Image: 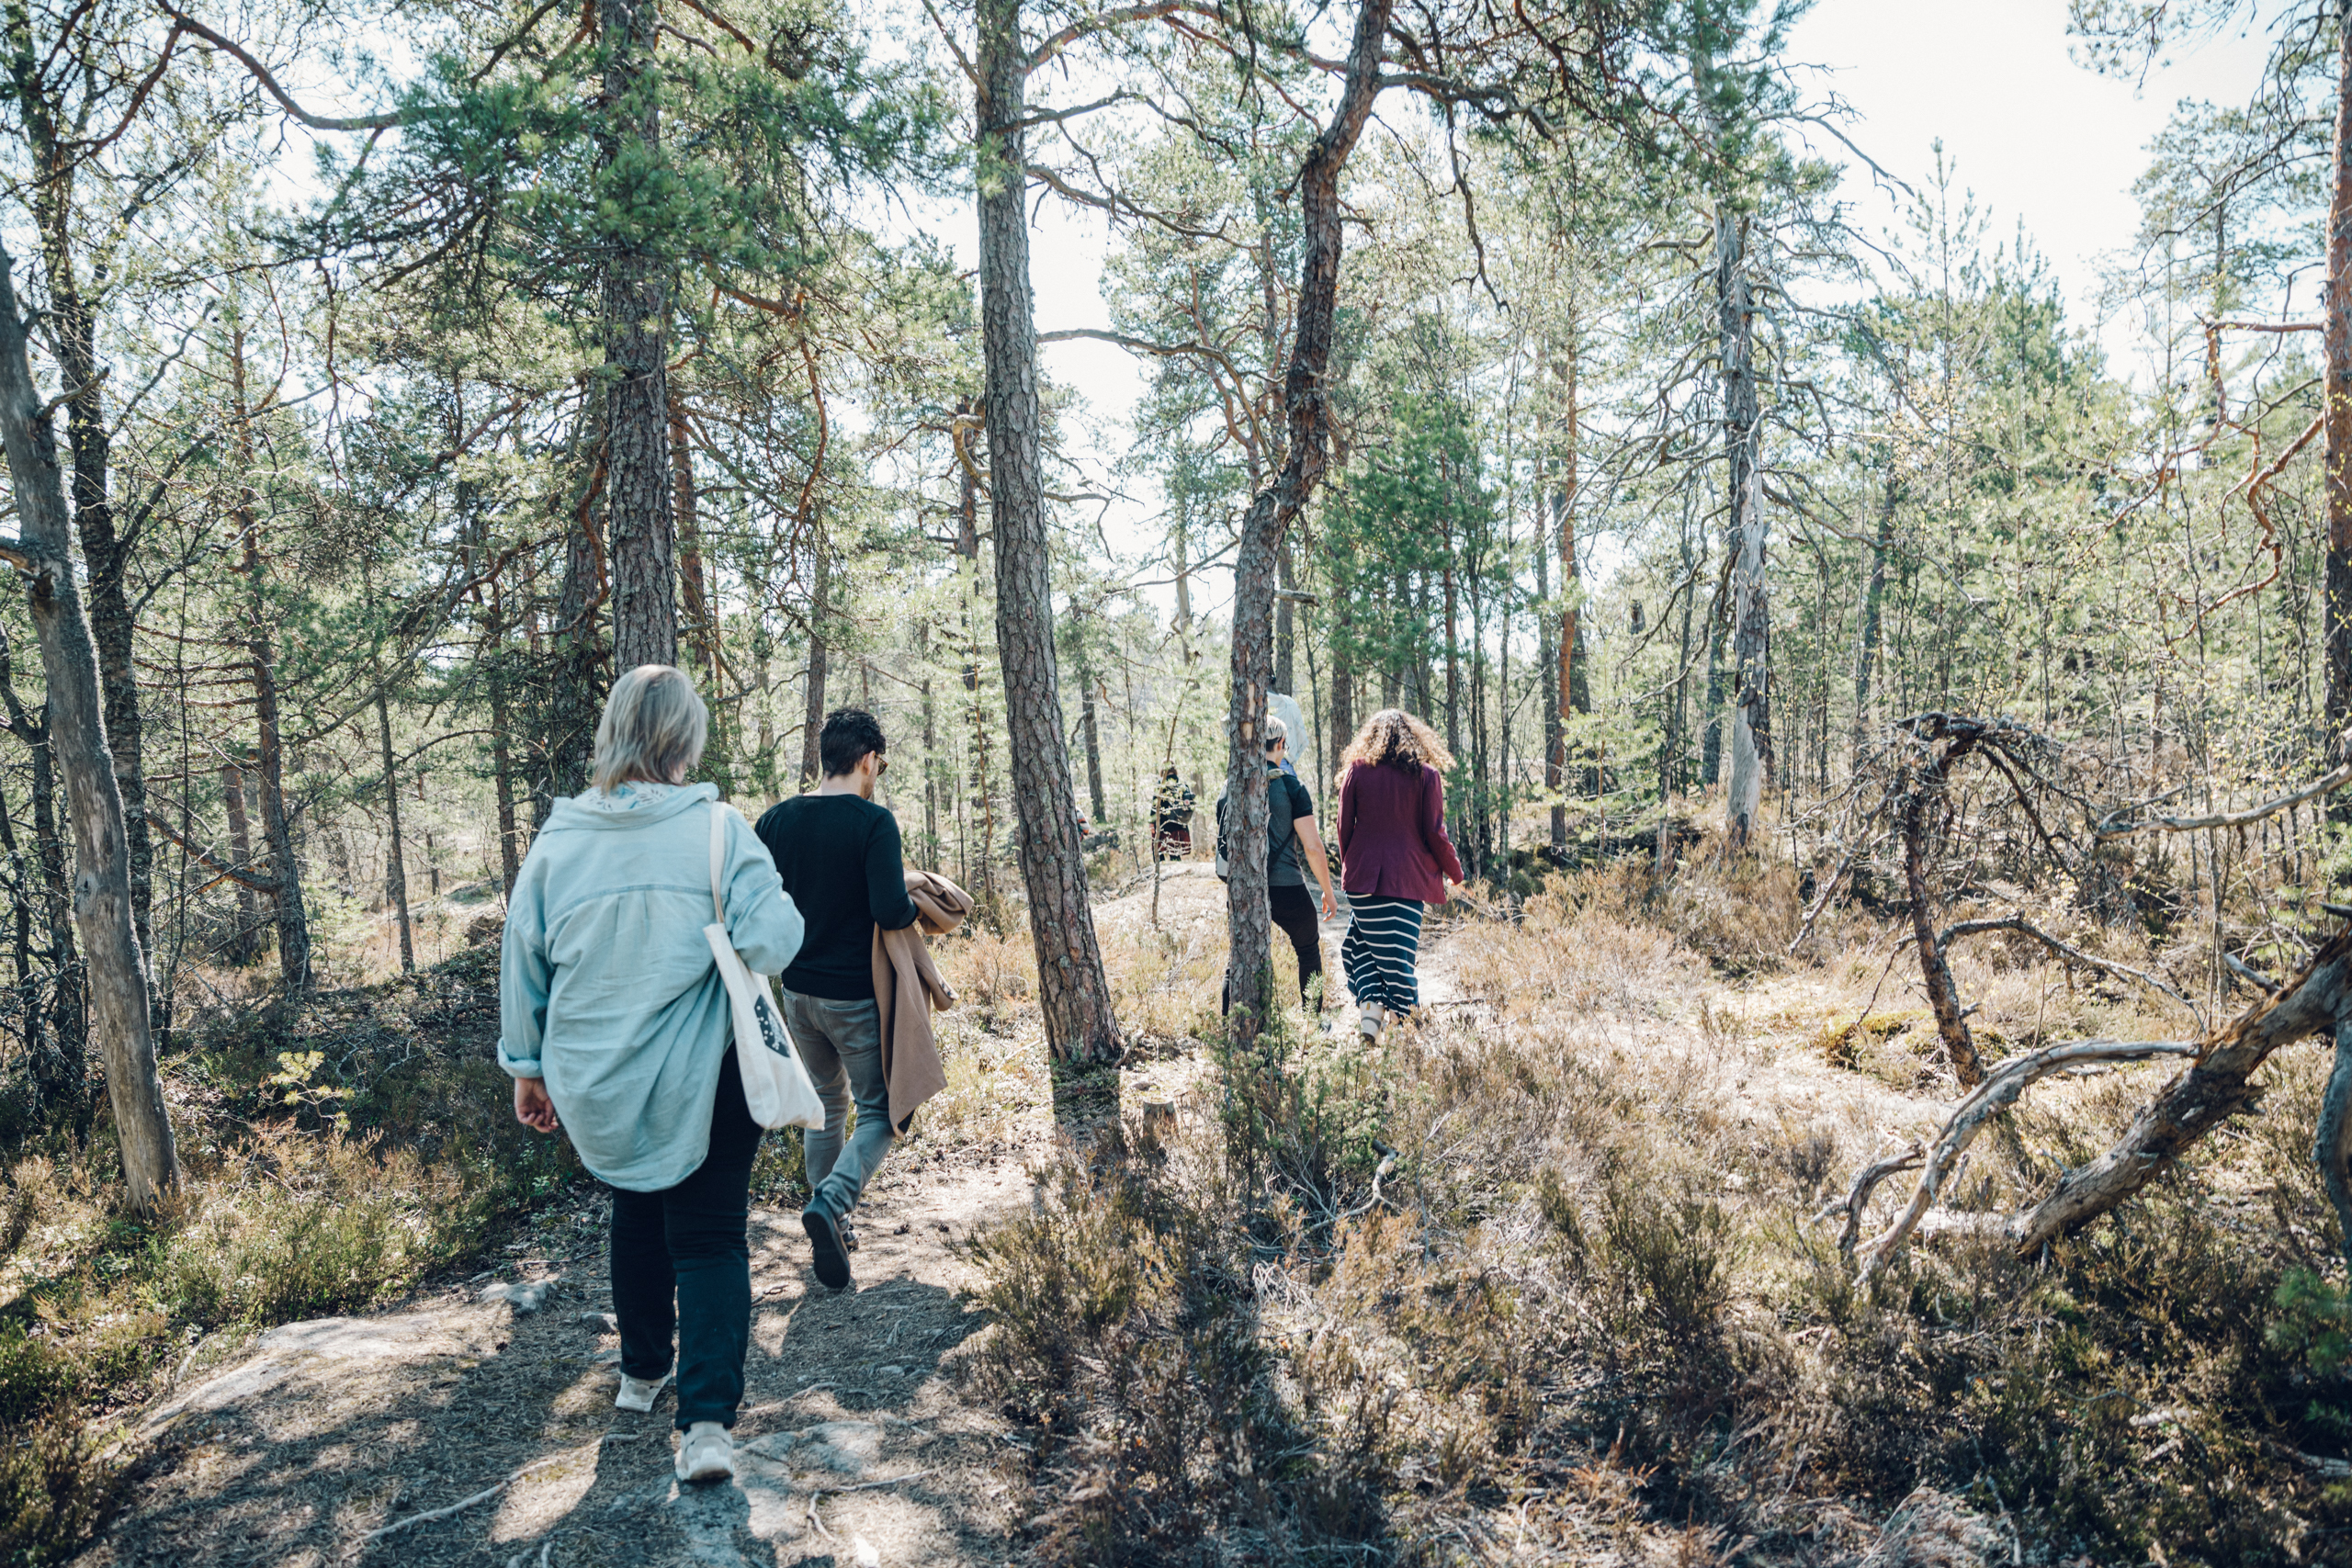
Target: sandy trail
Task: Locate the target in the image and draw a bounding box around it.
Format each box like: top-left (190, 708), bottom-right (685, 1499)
top-left (87, 1137), bottom-right (1048, 1568)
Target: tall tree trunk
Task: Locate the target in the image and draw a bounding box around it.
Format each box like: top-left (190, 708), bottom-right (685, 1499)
top-left (1074, 624), bottom-right (1108, 824)
top-left (2, 693), bottom-right (86, 1126)
top-left (1853, 470), bottom-right (1894, 768)
top-left (956, 436), bottom-right (995, 904)
top-left (1275, 544), bottom-right (1295, 695)
top-left (2328, 4), bottom-right (2352, 762)
top-left (1717, 200), bottom-right (1771, 846)
top-left (1702, 605), bottom-right (1725, 787)
top-left (976, 0), bottom-right (1120, 1061)
top-left (1670, 502), bottom-right (1697, 803)
top-left (0, 249), bottom-right (175, 1207)
top-left (600, 0), bottom-right (676, 673)
top-left (375, 674), bottom-right (414, 974)
top-left (1222, 0), bottom-right (1396, 1038)
top-left (671, 396), bottom-right (717, 678)
top-left (220, 761), bottom-right (259, 962)
top-left (0, 748), bottom-right (46, 1114)
top-left (1330, 594), bottom-right (1356, 776)
top-left (230, 323), bottom-right (311, 994)
top-left (799, 546), bottom-right (831, 786)
top-left (1538, 495), bottom-right (1563, 849)
top-left (547, 420), bottom-right (608, 812)
top-left (6, 46), bottom-right (154, 959)
top-left (1555, 335), bottom-right (1591, 800)
top-left (486, 588), bottom-right (523, 897)
top-left (1442, 564), bottom-right (1461, 759)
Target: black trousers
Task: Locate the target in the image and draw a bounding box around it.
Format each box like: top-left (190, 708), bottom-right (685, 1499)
top-left (1223, 882), bottom-right (1326, 1012)
top-left (610, 1047), bottom-right (762, 1430)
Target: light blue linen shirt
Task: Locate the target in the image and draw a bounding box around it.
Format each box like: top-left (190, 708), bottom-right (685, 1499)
top-left (498, 782), bottom-right (804, 1191)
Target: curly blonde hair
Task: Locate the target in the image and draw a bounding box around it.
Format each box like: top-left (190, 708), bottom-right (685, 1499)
top-left (1338, 708), bottom-right (1453, 783)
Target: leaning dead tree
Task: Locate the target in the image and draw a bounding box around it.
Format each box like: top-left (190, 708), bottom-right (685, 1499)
top-left (1795, 713), bottom-right (2194, 1089)
top-left (0, 247), bottom-right (178, 1211)
top-left (1807, 718), bottom-right (2352, 1280)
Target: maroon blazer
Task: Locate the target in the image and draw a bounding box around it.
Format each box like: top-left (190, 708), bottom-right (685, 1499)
top-left (1335, 761), bottom-right (1464, 904)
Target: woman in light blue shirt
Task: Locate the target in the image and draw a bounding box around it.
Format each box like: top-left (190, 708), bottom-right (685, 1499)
top-left (500, 664), bottom-right (802, 1486)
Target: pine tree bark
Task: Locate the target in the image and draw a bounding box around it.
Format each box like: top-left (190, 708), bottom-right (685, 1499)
top-left (1222, 0), bottom-right (1396, 1038)
top-left (1717, 200), bottom-right (1771, 844)
top-left (976, 0), bottom-right (1120, 1062)
top-left (546, 424), bottom-right (607, 812)
top-left (0, 248), bottom-right (175, 1207)
top-left (599, 0), bottom-right (676, 673)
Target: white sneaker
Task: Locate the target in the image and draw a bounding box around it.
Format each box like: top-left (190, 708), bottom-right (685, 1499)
top-left (615, 1371), bottom-right (672, 1413)
top-left (1358, 1004), bottom-right (1385, 1041)
top-left (675, 1420), bottom-right (734, 1483)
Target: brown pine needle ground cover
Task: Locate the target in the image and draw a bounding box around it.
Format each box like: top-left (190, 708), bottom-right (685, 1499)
top-left (976, 856), bottom-right (2352, 1566)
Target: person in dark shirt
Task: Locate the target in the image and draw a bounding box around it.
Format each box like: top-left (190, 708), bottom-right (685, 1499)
top-left (753, 708), bottom-right (919, 1292)
top-left (1216, 717), bottom-right (1337, 1014)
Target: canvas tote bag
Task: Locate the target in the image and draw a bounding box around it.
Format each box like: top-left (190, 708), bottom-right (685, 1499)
top-left (705, 804), bottom-right (825, 1131)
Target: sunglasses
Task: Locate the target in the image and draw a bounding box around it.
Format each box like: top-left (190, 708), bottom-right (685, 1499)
top-left (871, 754), bottom-right (889, 777)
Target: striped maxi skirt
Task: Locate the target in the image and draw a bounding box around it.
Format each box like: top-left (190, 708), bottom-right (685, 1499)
top-left (1341, 896), bottom-right (1425, 1013)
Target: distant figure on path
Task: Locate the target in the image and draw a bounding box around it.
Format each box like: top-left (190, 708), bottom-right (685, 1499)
top-left (755, 708), bottom-right (921, 1295)
top-left (1153, 767), bottom-right (1196, 860)
top-left (1217, 716), bottom-right (1339, 1014)
top-left (500, 664), bottom-right (805, 1486)
top-left (1334, 708), bottom-right (1464, 1040)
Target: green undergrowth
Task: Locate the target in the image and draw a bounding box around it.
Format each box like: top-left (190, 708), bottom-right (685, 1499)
top-left (968, 924), bottom-right (2352, 1565)
top-left (0, 943), bottom-right (584, 1565)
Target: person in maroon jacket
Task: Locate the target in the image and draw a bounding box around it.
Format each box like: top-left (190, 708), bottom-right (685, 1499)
top-left (1334, 709), bottom-right (1464, 1039)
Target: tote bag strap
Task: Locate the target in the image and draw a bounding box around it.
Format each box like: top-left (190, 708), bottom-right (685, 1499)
top-left (707, 801), bottom-right (729, 928)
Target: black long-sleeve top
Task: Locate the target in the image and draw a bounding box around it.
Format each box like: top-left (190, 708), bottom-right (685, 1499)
top-left (753, 794), bottom-right (920, 1002)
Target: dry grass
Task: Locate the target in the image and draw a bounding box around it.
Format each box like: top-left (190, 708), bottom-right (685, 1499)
top-left (0, 945), bottom-right (581, 1564)
top-left (969, 856), bottom-right (2352, 1565)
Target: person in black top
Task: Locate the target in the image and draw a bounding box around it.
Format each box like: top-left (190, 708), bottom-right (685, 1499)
top-left (753, 709), bottom-right (919, 1292)
top-left (1217, 716), bottom-right (1337, 1013)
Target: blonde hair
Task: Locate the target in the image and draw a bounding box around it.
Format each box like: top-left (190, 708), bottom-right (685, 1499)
top-left (1337, 708), bottom-right (1452, 783)
top-left (593, 665), bottom-right (708, 793)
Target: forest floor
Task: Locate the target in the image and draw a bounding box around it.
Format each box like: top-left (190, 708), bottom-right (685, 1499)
top-left (53, 856), bottom-right (2346, 1565)
top-left (84, 1153), bottom-right (1047, 1568)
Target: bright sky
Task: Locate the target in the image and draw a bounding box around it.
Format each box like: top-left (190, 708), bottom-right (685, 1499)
top-left (910, 0), bottom-right (2295, 594)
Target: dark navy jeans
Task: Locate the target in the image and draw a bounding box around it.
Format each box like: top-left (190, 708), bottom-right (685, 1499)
top-left (610, 1046), bottom-right (762, 1430)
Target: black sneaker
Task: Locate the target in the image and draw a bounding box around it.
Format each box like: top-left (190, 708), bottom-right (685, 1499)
top-left (803, 1206), bottom-right (853, 1292)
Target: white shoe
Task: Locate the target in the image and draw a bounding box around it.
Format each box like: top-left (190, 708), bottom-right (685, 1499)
top-left (615, 1371), bottom-right (672, 1413)
top-left (675, 1420), bottom-right (735, 1483)
top-left (1359, 1004), bottom-right (1385, 1041)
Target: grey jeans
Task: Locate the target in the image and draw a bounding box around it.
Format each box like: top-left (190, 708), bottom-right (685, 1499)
top-left (780, 991), bottom-right (895, 1219)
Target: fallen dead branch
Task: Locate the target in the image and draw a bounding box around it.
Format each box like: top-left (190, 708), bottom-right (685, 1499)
top-left (359, 1433), bottom-right (643, 1542)
top-left (2014, 930), bottom-right (2352, 1255)
top-left (2094, 761), bottom-right (2352, 839)
top-left (1916, 915), bottom-right (2201, 1030)
top-left (1857, 1039), bottom-right (2200, 1282)
top-left (1810, 1137), bottom-right (1921, 1255)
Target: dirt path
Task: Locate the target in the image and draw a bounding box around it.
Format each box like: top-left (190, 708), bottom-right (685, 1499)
top-left (85, 1137), bottom-right (1051, 1567)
